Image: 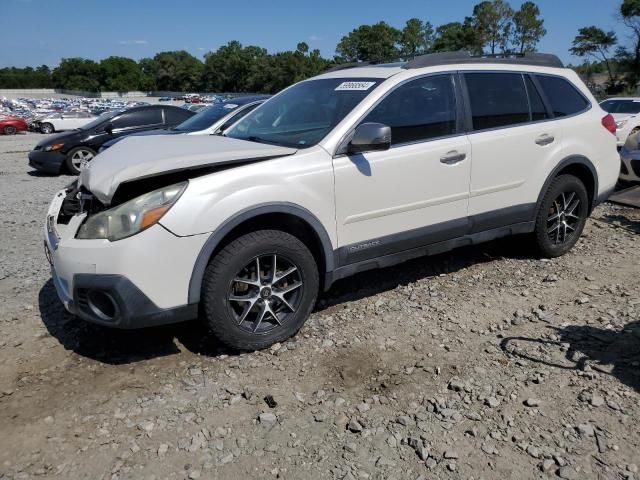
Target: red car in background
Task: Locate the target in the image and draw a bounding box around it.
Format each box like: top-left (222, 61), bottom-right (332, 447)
top-left (0, 116), bottom-right (27, 135)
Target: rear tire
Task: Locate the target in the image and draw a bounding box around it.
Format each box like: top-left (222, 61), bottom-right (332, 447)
top-left (533, 174), bottom-right (589, 257)
top-left (3, 125), bottom-right (17, 135)
top-left (201, 230), bottom-right (319, 351)
top-left (40, 122), bottom-right (54, 134)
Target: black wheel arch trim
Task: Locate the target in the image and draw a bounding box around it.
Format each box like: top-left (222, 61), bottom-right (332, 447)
top-left (534, 155), bottom-right (599, 216)
top-left (187, 202), bottom-right (335, 304)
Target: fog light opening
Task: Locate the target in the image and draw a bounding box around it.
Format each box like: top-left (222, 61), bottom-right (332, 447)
top-left (86, 290), bottom-right (118, 321)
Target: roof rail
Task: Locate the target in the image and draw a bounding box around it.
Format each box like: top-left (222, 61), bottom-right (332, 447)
top-left (403, 51), bottom-right (564, 69)
top-left (324, 62), bottom-right (371, 73)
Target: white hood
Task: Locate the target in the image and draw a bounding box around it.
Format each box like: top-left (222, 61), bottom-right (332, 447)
top-left (80, 135), bottom-right (297, 204)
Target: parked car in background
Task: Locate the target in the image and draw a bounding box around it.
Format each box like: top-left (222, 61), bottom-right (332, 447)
top-left (599, 97), bottom-right (640, 147)
top-left (0, 115), bottom-right (27, 135)
top-left (33, 111), bottom-right (97, 134)
top-left (99, 95), bottom-right (271, 151)
top-left (618, 131), bottom-right (640, 183)
top-left (28, 105), bottom-right (195, 174)
top-left (158, 96), bottom-right (173, 102)
top-left (43, 52), bottom-right (619, 351)
top-left (181, 103), bottom-right (208, 112)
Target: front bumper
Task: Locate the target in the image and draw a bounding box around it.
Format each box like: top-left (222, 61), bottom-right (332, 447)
top-left (44, 188), bottom-right (207, 329)
top-left (29, 149), bottom-right (65, 174)
top-left (619, 149), bottom-right (640, 183)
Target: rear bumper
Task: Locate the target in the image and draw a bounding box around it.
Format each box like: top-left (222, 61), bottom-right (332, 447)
top-left (29, 149), bottom-right (65, 174)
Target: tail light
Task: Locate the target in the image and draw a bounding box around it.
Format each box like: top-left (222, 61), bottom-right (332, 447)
top-left (601, 114), bottom-right (616, 135)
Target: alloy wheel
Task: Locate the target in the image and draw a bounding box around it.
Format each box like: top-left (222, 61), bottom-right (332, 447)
top-left (547, 191), bottom-right (582, 245)
top-left (4, 126), bottom-right (16, 135)
top-left (227, 254), bottom-right (303, 334)
top-left (71, 149), bottom-right (94, 170)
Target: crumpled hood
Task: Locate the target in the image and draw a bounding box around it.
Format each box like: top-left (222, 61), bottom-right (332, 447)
top-left (79, 134), bottom-right (297, 204)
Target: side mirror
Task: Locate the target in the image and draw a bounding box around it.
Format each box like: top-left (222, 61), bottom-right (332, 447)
top-left (348, 123), bottom-right (391, 154)
top-left (103, 123), bottom-right (114, 134)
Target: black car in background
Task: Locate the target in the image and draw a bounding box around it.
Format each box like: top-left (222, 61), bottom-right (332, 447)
top-left (28, 105), bottom-right (195, 174)
top-left (99, 95), bottom-right (271, 152)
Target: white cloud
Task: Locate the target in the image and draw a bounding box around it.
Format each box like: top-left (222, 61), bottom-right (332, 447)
top-left (119, 40), bottom-right (149, 45)
top-left (309, 35), bottom-right (322, 42)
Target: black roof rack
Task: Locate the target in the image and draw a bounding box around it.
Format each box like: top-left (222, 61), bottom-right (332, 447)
top-left (403, 51), bottom-right (564, 69)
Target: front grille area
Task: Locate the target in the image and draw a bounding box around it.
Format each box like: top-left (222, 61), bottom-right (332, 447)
top-left (631, 159), bottom-right (640, 178)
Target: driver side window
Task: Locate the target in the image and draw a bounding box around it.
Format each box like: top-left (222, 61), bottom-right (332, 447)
top-left (361, 74), bottom-right (457, 145)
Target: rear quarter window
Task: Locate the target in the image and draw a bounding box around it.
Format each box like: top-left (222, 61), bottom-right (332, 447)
top-left (535, 75), bottom-right (589, 117)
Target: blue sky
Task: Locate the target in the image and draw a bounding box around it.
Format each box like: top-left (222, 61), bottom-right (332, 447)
top-left (0, 0), bottom-right (630, 68)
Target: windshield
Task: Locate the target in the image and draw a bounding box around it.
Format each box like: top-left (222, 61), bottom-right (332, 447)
top-left (600, 99), bottom-right (640, 114)
top-left (226, 78), bottom-right (383, 148)
top-left (80, 110), bottom-right (122, 130)
top-left (174, 103), bottom-right (240, 131)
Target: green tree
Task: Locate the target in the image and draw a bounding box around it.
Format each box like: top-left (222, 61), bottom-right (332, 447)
top-left (138, 57), bottom-right (156, 91)
top-left (0, 66), bottom-right (51, 88)
top-left (470, 0), bottom-right (514, 54)
top-left (619, 0), bottom-right (640, 83)
top-left (152, 50), bottom-right (203, 92)
top-left (52, 58), bottom-right (101, 91)
top-left (570, 26), bottom-right (617, 84)
top-left (99, 56), bottom-right (143, 91)
top-left (431, 22), bottom-right (478, 53)
top-left (399, 18), bottom-right (435, 59)
top-left (335, 22), bottom-right (401, 63)
top-left (512, 1), bottom-right (546, 53)
top-left (202, 41), bottom-right (267, 92)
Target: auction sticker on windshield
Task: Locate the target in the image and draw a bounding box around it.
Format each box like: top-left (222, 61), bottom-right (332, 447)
top-left (335, 81), bottom-right (376, 91)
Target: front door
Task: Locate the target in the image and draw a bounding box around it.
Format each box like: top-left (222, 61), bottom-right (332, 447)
top-left (333, 74), bottom-right (471, 265)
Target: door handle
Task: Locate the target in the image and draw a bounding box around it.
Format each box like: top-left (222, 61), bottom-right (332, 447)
top-left (440, 150), bottom-right (467, 165)
top-left (535, 134), bottom-right (555, 146)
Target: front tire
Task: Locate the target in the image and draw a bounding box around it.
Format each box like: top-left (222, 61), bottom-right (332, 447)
top-left (65, 147), bottom-right (96, 175)
top-left (40, 122), bottom-right (54, 134)
top-left (201, 230), bottom-right (319, 351)
top-left (533, 174), bottom-right (589, 257)
top-left (3, 125), bottom-right (17, 135)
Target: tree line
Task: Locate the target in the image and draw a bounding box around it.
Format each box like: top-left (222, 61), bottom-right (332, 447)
top-left (0, 0), bottom-right (546, 94)
top-left (570, 0), bottom-right (640, 93)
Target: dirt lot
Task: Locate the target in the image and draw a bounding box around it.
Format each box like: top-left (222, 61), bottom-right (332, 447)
top-left (0, 132), bottom-right (638, 480)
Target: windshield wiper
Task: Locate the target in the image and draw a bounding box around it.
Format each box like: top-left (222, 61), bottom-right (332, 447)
top-left (245, 136), bottom-right (275, 144)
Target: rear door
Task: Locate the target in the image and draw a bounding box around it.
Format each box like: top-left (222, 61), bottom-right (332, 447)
top-left (333, 73), bottom-right (472, 264)
top-left (464, 72), bottom-right (563, 228)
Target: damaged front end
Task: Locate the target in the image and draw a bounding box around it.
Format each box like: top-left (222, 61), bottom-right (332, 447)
top-left (58, 180), bottom-right (105, 225)
top-left (58, 177), bottom-right (188, 242)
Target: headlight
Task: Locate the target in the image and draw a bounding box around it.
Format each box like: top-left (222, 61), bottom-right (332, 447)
top-left (44, 143), bottom-right (64, 151)
top-left (76, 182), bottom-right (187, 241)
top-left (616, 120), bottom-right (628, 129)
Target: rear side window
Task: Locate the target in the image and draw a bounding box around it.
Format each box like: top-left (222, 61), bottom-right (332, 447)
top-left (362, 74), bottom-right (457, 145)
top-left (465, 73), bottom-right (529, 130)
top-left (113, 109), bottom-right (162, 129)
top-left (525, 76), bottom-right (548, 121)
top-left (535, 75), bottom-right (589, 117)
top-left (164, 107), bottom-right (193, 125)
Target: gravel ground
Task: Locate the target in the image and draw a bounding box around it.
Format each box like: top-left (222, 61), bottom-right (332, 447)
top-left (0, 132), bottom-right (639, 480)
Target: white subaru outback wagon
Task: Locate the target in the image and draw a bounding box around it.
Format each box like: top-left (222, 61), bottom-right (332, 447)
top-left (44, 52), bottom-right (619, 351)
